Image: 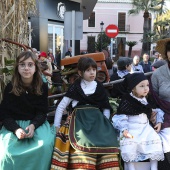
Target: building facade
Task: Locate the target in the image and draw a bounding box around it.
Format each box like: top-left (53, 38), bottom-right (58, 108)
top-left (29, 0), bottom-right (97, 58)
top-left (81, 0), bottom-right (145, 57)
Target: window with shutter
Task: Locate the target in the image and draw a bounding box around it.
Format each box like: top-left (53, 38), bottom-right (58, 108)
top-left (87, 36), bottom-right (95, 53)
top-left (118, 13), bottom-right (126, 31)
top-left (88, 12), bottom-right (95, 27)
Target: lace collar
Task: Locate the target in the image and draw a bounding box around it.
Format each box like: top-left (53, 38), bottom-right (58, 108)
top-left (130, 92), bottom-right (148, 105)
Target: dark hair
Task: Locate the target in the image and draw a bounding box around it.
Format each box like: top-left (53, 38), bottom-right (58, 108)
top-left (117, 66), bottom-right (126, 71)
top-left (142, 53), bottom-right (149, 58)
top-left (105, 57), bottom-right (113, 69)
top-left (11, 51), bottom-right (43, 96)
top-left (165, 41), bottom-right (170, 58)
top-left (77, 57), bottom-right (97, 72)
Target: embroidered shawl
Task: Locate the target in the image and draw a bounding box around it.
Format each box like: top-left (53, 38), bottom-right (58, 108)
top-left (116, 93), bottom-right (152, 119)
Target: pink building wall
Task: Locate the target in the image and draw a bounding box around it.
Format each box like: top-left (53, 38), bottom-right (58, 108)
top-left (80, 0), bottom-right (145, 57)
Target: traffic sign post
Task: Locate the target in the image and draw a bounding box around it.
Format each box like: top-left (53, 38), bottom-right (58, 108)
top-left (105, 24), bottom-right (119, 58)
top-left (105, 24), bottom-right (119, 38)
top-left (111, 38), bottom-right (116, 58)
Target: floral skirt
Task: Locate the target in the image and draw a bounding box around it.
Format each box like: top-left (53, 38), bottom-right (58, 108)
top-left (51, 105), bottom-right (121, 170)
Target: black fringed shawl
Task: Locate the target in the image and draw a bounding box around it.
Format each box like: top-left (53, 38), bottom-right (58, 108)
top-left (65, 79), bottom-right (113, 112)
top-left (117, 93), bottom-right (152, 119)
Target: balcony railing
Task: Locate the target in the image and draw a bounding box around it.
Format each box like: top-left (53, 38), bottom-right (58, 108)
top-left (118, 25), bottom-right (130, 32)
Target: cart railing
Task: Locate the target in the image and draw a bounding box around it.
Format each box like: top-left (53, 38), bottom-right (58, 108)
top-left (47, 72), bottom-right (153, 100)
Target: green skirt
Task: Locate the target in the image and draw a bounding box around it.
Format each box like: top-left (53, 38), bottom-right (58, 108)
top-left (0, 120), bottom-right (56, 170)
top-left (51, 105), bottom-right (121, 170)
top-left (69, 105), bottom-right (119, 154)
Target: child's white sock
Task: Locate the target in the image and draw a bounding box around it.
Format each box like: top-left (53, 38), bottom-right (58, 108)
top-left (127, 162), bottom-right (135, 170)
top-left (150, 159), bottom-right (158, 170)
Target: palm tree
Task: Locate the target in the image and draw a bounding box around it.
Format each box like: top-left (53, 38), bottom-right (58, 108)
top-left (126, 41), bottom-right (137, 57)
top-left (128, 0), bottom-right (165, 56)
top-left (153, 4), bottom-right (170, 41)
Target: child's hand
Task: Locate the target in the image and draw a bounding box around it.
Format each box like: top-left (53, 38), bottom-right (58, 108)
top-left (66, 115), bottom-right (72, 121)
top-left (123, 130), bottom-right (133, 138)
top-left (154, 123), bottom-right (161, 133)
top-left (25, 124), bottom-right (35, 138)
top-left (123, 130), bottom-right (128, 137)
top-left (15, 128), bottom-right (26, 139)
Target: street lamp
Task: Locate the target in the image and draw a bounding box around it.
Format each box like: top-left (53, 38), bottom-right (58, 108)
top-left (100, 21), bottom-right (104, 52)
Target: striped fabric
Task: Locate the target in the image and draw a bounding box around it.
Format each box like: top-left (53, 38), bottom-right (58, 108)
top-left (51, 121), bottom-right (121, 170)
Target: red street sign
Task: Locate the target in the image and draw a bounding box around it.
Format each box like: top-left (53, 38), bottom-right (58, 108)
top-left (105, 24), bottom-right (119, 38)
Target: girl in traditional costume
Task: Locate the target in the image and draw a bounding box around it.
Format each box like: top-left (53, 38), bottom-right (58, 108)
top-left (0, 51), bottom-right (56, 170)
top-left (51, 56), bottom-right (120, 170)
top-left (112, 73), bottom-right (164, 170)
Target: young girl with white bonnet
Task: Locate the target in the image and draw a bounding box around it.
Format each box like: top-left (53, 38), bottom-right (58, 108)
top-left (112, 72), bottom-right (164, 170)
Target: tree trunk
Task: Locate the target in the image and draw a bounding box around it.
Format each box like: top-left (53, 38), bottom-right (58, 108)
top-left (141, 11), bottom-right (150, 56)
top-left (128, 46), bottom-right (132, 57)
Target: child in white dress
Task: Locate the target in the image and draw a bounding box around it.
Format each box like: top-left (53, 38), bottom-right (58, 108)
top-left (112, 73), bottom-right (164, 170)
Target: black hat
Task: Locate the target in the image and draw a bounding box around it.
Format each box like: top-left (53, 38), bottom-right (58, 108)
top-left (152, 60), bottom-right (166, 69)
top-left (125, 73), bottom-right (147, 91)
top-left (117, 57), bottom-right (132, 67)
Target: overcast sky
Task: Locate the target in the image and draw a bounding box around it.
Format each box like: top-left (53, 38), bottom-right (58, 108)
top-left (166, 0), bottom-right (170, 7)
